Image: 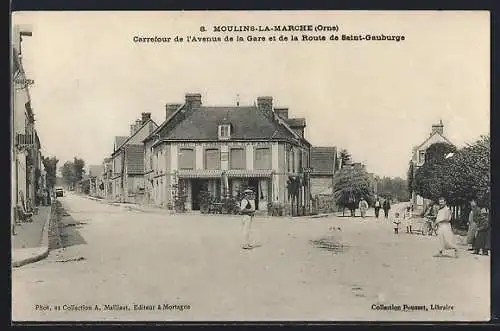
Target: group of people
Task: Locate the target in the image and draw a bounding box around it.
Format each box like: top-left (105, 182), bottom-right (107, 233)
top-left (355, 196), bottom-right (391, 219)
top-left (392, 197), bottom-right (490, 259)
top-left (466, 199), bottom-right (491, 256)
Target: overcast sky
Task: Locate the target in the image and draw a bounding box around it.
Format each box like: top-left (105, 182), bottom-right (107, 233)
top-left (12, 11), bottom-right (489, 178)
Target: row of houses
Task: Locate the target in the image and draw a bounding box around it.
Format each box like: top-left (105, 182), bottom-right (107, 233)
top-left (12, 25), bottom-right (49, 224)
top-left (88, 93), bottom-right (340, 215)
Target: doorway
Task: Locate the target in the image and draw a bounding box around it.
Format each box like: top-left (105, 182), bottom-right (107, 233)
top-left (248, 178), bottom-right (259, 210)
top-left (191, 179), bottom-right (208, 211)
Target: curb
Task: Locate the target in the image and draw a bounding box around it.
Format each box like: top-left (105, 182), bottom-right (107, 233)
top-left (12, 204), bottom-right (53, 268)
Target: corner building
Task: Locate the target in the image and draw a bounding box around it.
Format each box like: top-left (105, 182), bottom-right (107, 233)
top-left (143, 93), bottom-right (312, 215)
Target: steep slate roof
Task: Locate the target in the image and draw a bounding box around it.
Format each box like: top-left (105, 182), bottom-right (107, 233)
top-left (125, 144), bottom-right (144, 175)
top-left (115, 119), bottom-right (158, 152)
top-left (162, 106), bottom-right (300, 142)
top-left (114, 136), bottom-right (128, 151)
top-left (144, 104), bottom-right (185, 143)
top-left (286, 118), bottom-right (306, 127)
top-left (88, 165), bottom-right (104, 177)
top-left (311, 147), bottom-right (337, 175)
top-left (414, 132), bottom-right (453, 151)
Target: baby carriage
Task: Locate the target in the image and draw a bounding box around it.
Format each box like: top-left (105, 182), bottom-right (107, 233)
top-left (424, 215), bottom-right (438, 236)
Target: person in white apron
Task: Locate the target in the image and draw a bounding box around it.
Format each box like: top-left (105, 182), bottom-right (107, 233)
top-left (240, 189), bottom-right (256, 249)
top-left (359, 198), bottom-right (368, 218)
top-left (433, 197), bottom-right (458, 258)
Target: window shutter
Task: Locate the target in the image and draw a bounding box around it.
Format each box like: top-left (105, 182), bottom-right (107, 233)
top-left (230, 148), bottom-right (245, 169)
top-left (205, 148), bottom-right (220, 170)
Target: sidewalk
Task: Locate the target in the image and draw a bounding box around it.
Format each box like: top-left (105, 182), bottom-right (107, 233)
top-left (12, 205), bottom-right (52, 268)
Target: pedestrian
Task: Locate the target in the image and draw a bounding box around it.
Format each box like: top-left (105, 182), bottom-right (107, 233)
top-left (472, 208), bottom-right (490, 256)
top-left (433, 197), bottom-right (458, 258)
top-left (348, 196), bottom-right (356, 217)
top-left (382, 198), bottom-right (391, 218)
top-left (466, 199), bottom-right (481, 251)
top-left (359, 197), bottom-right (368, 218)
top-left (374, 197), bottom-right (382, 218)
top-left (392, 212), bottom-right (401, 234)
top-left (403, 206), bottom-right (413, 233)
top-left (240, 188), bottom-right (256, 249)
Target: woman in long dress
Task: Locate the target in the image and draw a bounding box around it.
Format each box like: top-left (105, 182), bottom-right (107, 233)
top-left (433, 197), bottom-right (458, 258)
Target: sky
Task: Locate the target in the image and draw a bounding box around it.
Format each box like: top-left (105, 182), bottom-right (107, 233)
top-left (12, 11), bottom-right (489, 178)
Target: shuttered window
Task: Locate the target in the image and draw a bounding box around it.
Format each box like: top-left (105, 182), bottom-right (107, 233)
top-left (179, 148), bottom-right (195, 170)
top-left (254, 147), bottom-right (271, 170)
top-left (230, 148), bottom-right (245, 169)
top-left (205, 148), bottom-right (220, 170)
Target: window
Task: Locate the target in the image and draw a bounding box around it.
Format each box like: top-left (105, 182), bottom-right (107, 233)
top-left (218, 124), bottom-right (231, 140)
top-left (205, 148), bottom-right (221, 170)
top-left (179, 148), bottom-right (195, 169)
top-left (298, 150), bottom-right (303, 172)
top-left (254, 147), bottom-right (271, 170)
top-left (419, 151), bottom-right (426, 163)
top-left (230, 148), bottom-right (245, 169)
top-left (288, 149), bottom-right (294, 173)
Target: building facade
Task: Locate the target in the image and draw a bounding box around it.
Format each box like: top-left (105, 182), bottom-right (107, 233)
top-left (143, 93), bottom-right (312, 215)
top-left (310, 146), bottom-right (338, 213)
top-left (409, 120), bottom-right (454, 207)
top-left (110, 113), bottom-right (158, 202)
top-left (88, 165), bottom-right (104, 197)
top-left (12, 24), bottom-right (41, 217)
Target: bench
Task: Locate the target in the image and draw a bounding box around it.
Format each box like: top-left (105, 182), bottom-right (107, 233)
top-left (15, 205), bottom-right (33, 223)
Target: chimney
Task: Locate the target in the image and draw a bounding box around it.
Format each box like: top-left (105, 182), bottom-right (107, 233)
top-left (141, 112), bottom-right (151, 124)
top-left (166, 103), bottom-right (182, 119)
top-left (274, 107), bottom-right (289, 119)
top-left (257, 96), bottom-right (273, 115)
top-left (130, 125), bottom-right (136, 135)
top-left (135, 119), bottom-right (142, 128)
top-left (185, 93), bottom-right (202, 109)
top-left (431, 120), bottom-right (444, 136)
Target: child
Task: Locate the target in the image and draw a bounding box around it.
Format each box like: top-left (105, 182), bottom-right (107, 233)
top-left (404, 206), bottom-right (413, 233)
top-left (393, 212), bottom-right (401, 234)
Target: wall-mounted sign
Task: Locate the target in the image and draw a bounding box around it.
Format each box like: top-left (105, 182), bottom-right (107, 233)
top-left (14, 78), bottom-right (34, 86)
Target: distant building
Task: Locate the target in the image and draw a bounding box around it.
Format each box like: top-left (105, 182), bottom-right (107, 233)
top-left (110, 113), bottom-right (158, 203)
top-left (310, 146), bottom-right (338, 213)
top-left (88, 165), bottom-right (104, 197)
top-left (143, 93), bottom-right (312, 215)
top-left (310, 146), bottom-right (337, 197)
top-left (409, 120), bottom-right (454, 207)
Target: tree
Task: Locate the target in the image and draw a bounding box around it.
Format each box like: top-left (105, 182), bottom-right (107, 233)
top-left (42, 156), bottom-right (58, 189)
top-left (60, 157), bottom-right (86, 189)
top-left (333, 164), bottom-right (374, 216)
top-left (407, 162), bottom-right (414, 199)
top-left (61, 161), bottom-right (75, 186)
top-left (339, 149), bottom-right (351, 169)
top-left (424, 142), bottom-right (457, 165)
top-left (413, 136), bottom-right (490, 223)
top-left (73, 157), bottom-right (86, 182)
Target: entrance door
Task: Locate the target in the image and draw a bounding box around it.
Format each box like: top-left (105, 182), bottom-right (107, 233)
top-left (248, 178), bottom-right (259, 210)
top-left (191, 179), bottom-right (208, 210)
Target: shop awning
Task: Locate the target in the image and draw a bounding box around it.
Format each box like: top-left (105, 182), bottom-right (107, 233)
top-left (176, 169), bottom-right (274, 179)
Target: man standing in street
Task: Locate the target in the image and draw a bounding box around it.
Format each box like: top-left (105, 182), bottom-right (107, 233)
top-left (466, 199), bottom-right (481, 251)
top-left (382, 198), bottom-right (391, 219)
top-left (433, 197), bottom-right (458, 258)
top-left (240, 188), bottom-right (256, 249)
top-left (374, 197), bottom-right (382, 218)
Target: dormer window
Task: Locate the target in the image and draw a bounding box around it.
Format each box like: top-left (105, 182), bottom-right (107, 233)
top-left (218, 124), bottom-right (231, 140)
